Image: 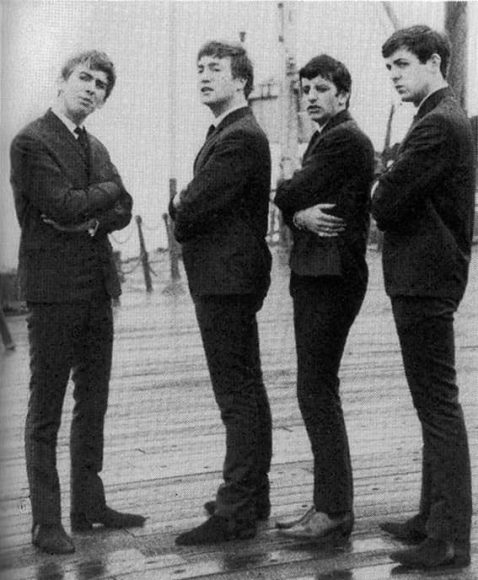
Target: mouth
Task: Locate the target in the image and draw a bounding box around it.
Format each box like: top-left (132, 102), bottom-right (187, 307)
top-left (307, 107), bottom-right (321, 114)
top-left (200, 87), bottom-right (213, 95)
top-left (79, 97), bottom-right (93, 106)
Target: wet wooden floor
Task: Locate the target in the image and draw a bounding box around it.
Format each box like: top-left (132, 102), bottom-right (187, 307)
top-left (0, 248), bottom-right (477, 580)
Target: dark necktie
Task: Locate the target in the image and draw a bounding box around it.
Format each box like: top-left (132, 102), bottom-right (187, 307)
top-left (205, 124), bottom-right (215, 141)
top-left (303, 130), bottom-right (320, 162)
top-left (74, 126), bottom-right (89, 155)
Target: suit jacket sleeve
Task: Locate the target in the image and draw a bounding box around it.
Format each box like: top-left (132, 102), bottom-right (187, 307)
top-left (10, 132), bottom-right (122, 225)
top-left (274, 128), bottom-right (366, 221)
top-left (93, 164), bottom-right (133, 234)
top-left (173, 131), bottom-right (258, 239)
top-left (371, 117), bottom-right (450, 231)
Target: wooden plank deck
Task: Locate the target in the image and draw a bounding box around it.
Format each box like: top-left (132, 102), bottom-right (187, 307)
top-left (0, 248), bottom-right (477, 580)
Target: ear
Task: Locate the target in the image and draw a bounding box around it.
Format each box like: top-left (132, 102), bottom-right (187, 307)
top-left (428, 53), bottom-right (442, 74)
top-left (337, 90), bottom-right (349, 107)
top-left (56, 76), bottom-right (65, 97)
top-left (235, 76), bottom-right (247, 92)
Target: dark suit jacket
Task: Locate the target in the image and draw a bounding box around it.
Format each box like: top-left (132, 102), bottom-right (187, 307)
top-left (169, 107), bottom-right (272, 296)
top-left (371, 88), bottom-right (476, 301)
top-left (274, 110), bottom-right (374, 288)
top-left (10, 109), bottom-right (132, 302)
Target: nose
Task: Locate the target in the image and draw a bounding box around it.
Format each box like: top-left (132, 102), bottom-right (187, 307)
top-left (307, 90), bottom-right (317, 103)
top-left (390, 66), bottom-right (400, 81)
top-left (199, 69), bottom-right (212, 83)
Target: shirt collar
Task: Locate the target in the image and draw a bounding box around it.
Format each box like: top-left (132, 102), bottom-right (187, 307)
top-left (416, 85), bottom-right (449, 115)
top-left (213, 104), bottom-right (248, 128)
top-left (51, 106), bottom-right (84, 136)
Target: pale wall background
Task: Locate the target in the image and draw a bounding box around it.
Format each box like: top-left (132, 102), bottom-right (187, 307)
top-left (1, 0), bottom-right (477, 268)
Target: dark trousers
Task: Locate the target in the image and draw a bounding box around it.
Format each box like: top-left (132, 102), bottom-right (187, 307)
top-left (193, 294), bottom-right (272, 520)
top-left (25, 298), bottom-right (113, 525)
top-left (291, 275), bottom-right (365, 515)
top-left (391, 296), bottom-right (472, 547)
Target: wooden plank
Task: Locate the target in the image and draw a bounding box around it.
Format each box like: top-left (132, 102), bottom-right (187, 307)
top-left (0, 250), bottom-right (477, 579)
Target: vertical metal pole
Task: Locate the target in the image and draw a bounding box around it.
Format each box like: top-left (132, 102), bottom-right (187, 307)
top-left (0, 308), bottom-right (15, 350)
top-left (135, 215), bottom-right (153, 293)
top-left (168, 178), bottom-right (181, 282)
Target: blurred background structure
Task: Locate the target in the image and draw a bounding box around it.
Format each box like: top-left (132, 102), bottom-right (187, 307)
top-left (0, 1), bottom-right (477, 282)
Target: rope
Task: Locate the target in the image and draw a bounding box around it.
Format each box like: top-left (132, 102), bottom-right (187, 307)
top-left (141, 219), bottom-right (162, 232)
top-left (120, 257), bottom-right (142, 275)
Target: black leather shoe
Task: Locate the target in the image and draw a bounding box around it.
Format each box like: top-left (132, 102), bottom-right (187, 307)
top-left (71, 506), bottom-right (146, 532)
top-left (390, 538), bottom-right (470, 569)
top-left (204, 498), bottom-right (270, 520)
top-left (32, 523), bottom-right (75, 555)
top-left (175, 515), bottom-right (257, 546)
top-left (380, 517), bottom-right (427, 544)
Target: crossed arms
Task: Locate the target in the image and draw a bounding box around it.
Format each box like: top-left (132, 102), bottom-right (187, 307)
top-left (11, 132), bottom-right (132, 235)
top-left (274, 128), bottom-right (370, 237)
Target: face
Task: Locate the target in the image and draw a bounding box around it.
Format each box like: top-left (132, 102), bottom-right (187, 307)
top-left (58, 64), bottom-right (108, 124)
top-left (197, 55), bottom-right (245, 116)
top-left (301, 75), bottom-right (347, 126)
top-left (385, 48), bottom-right (435, 105)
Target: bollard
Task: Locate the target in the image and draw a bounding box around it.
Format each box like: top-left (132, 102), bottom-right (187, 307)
top-left (135, 215), bottom-right (153, 293)
top-left (0, 308), bottom-right (15, 351)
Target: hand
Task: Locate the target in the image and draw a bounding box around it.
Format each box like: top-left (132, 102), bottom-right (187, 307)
top-left (172, 191), bottom-right (184, 209)
top-left (42, 215), bottom-right (98, 235)
top-left (293, 203), bottom-right (346, 237)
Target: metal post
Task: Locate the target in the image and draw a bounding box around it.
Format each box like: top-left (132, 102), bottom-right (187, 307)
top-left (135, 215), bottom-right (153, 293)
top-left (0, 308), bottom-right (15, 350)
top-left (168, 178), bottom-right (182, 281)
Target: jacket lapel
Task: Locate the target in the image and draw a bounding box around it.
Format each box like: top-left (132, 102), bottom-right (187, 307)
top-left (303, 109), bottom-right (352, 161)
top-left (193, 107), bottom-right (251, 174)
top-left (44, 109), bottom-right (90, 169)
top-left (399, 87), bottom-right (454, 152)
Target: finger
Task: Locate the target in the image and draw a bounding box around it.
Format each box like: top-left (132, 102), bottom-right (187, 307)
top-left (317, 231), bottom-right (339, 238)
top-left (320, 214), bottom-right (346, 224)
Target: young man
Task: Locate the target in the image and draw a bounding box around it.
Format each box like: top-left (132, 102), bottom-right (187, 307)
top-left (274, 55), bottom-right (374, 540)
top-left (10, 50), bottom-right (145, 555)
top-left (372, 26), bottom-right (475, 569)
top-left (170, 41), bottom-right (272, 546)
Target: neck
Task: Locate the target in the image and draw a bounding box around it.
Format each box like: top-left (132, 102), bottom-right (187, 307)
top-left (56, 100), bottom-right (87, 126)
top-left (415, 79), bottom-right (448, 108)
top-left (209, 94), bottom-right (247, 118)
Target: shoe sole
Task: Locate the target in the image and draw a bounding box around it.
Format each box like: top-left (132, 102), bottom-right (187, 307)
top-left (33, 540), bottom-right (75, 555)
top-left (379, 524), bottom-right (426, 545)
top-left (204, 502), bottom-right (269, 521)
top-left (279, 522), bottom-right (353, 541)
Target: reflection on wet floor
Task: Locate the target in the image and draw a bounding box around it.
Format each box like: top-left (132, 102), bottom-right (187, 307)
top-left (1, 251), bottom-right (477, 579)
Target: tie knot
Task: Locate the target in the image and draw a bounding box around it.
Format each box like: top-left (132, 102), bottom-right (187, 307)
top-left (74, 126), bottom-right (85, 137)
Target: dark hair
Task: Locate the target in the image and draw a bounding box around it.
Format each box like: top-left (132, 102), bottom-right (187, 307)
top-left (382, 25), bottom-right (450, 77)
top-left (197, 41), bottom-right (254, 98)
top-left (299, 54), bottom-right (352, 107)
top-left (60, 50), bottom-right (116, 100)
